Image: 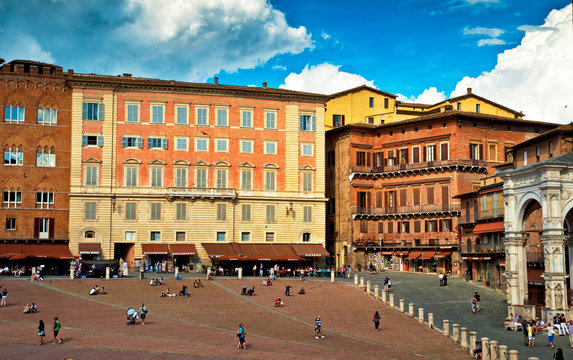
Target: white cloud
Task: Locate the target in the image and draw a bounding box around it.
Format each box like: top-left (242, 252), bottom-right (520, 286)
top-left (280, 63), bottom-right (375, 94)
top-left (272, 65), bottom-right (287, 71)
top-left (397, 87), bottom-right (447, 104)
top-left (119, 0), bottom-right (313, 81)
top-left (2, 33), bottom-right (54, 64)
top-left (517, 25), bottom-right (556, 32)
top-left (463, 26), bottom-right (506, 46)
top-left (451, 4), bottom-right (573, 124)
top-left (465, 0), bottom-right (499, 4)
top-left (321, 31), bottom-right (331, 40)
top-left (477, 38), bottom-right (506, 46)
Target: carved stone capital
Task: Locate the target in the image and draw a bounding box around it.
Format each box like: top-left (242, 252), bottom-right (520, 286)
top-left (541, 235), bottom-right (568, 247)
top-left (503, 236), bottom-right (526, 247)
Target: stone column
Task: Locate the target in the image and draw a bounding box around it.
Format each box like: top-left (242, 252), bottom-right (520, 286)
top-left (366, 280), bottom-right (371, 294)
top-left (490, 340), bottom-right (498, 360)
top-left (542, 235), bottom-right (569, 311)
top-left (469, 331), bottom-right (477, 355)
top-left (382, 290), bottom-right (387, 303)
top-left (452, 324), bottom-right (460, 343)
top-left (499, 345), bottom-right (508, 360)
top-left (238, 267), bottom-right (243, 279)
top-left (460, 327), bottom-right (467, 348)
top-left (399, 299), bottom-right (405, 313)
top-left (443, 320), bottom-right (449, 337)
top-left (374, 285), bottom-right (379, 299)
top-left (428, 313), bottom-right (434, 328)
top-left (508, 350), bottom-right (518, 360)
top-left (331, 270), bottom-right (335, 282)
top-left (69, 264), bottom-right (74, 279)
top-left (389, 293), bottom-right (395, 308)
top-left (482, 338), bottom-right (490, 360)
top-left (354, 273), bottom-right (358, 285)
top-left (408, 303), bottom-right (414, 317)
top-left (418, 308), bottom-right (424, 323)
top-left (503, 235), bottom-right (527, 306)
top-left (105, 266), bottom-right (110, 279)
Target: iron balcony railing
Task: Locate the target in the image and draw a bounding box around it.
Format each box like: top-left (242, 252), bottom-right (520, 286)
top-left (350, 158), bottom-right (487, 174)
top-left (460, 244), bottom-right (505, 254)
top-left (352, 204), bottom-right (461, 215)
top-left (166, 187), bottom-right (237, 198)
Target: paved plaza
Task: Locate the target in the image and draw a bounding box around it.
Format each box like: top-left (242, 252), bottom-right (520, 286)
top-left (355, 270), bottom-right (572, 359)
top-left (0, 275), bottom-right (469, 359)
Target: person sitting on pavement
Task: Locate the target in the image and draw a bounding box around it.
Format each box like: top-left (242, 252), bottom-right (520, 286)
top-left (30, 302), bottom-right (38, 313)
top-left (246, 286), bottom-right (255, 296)
top-left (159, 278), bottom-right (165, 285)
top-left (274, 298), bottom-right (284, 307)
top-left (473, 341), bottom-right (482, 358)
top-left (100, 287), bottom-right (107, 295)
top-left (262, 279), bottom-right (268, 286)
top-left (179, 285), bottom-right (188, 297)
top-left (298, 288), bottom-right (305, 295)
top-left (269, 273), bottom-right (275, 281)
top-left (161, 288), bottom-right (176, 297)
top-left (241, 286), bottom-right (247, 295)
top-left (23, 303), bottom-right (31, 313)
top-left (90, 286), bottom-right (99, 296)
top-left (193, 279), bottom-right (202, 288)
top-left (285, 285), bottom-right (292, 297)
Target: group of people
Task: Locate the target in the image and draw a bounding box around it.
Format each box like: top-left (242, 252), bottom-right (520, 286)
top-left (23, 302), bottom-right (38, 313)
top-left (438, 272), bottom-right (448, 286)
top-left (37, 317), bottom-right (62, 345)
top-left (471, 292), bottom-right (481, 314)
top-left (126, 303), bottom-right (148, 325)
top-left (89, 285), bottom-right (106, 295)
top-left (160, 288), bottom-right (176, 297)
top-left (149, 278), bottom-right (166, 286)
top-left (507, 312), bottom-right (573, 350)
top-left (383, 277), bottom-right (392, 291)
top-left (240, 286), bottom-right (255, 296)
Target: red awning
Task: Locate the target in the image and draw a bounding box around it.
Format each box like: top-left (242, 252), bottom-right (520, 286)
top-left (380, 251), bottom-right (393, 255)
top-left (462, 256), bottom-right (492, 261)
top-left (407, 251), bottom-right (422, 259)
top-left (141, 244), bottom-right (169, 255)
top-left (473, 221), bottom-right (505, 234)
top-left (0, 243), bottom-right (75, 260)
top-left (419, 252), bottom-right (435, 259)
top-left (291, 244), bottom-right (329, 257)
top-left (201, 243), bottom-right (308, 261)
top-left (78, 243), bottom-right (101, 255)
top-left (434, 251), bottom-right (452, 259)
top-left (528, 268), bottom-right (544, 286)
top-left (169, 244), bottom-right (197, 256)
top-left (498, 259), bottom-right (506, 267)
top-left (202, 243), bottom-right (237, 258)
top-left (394, 251), bottom-right (409, 256)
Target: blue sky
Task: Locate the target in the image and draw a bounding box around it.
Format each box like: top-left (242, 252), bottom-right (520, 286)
top-left (0, 0), bottom-right (571, 122)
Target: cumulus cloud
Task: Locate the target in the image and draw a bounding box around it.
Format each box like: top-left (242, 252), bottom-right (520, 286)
top-left (321, 31), bottom-right (331, 40)
top-left (280, 63), bottom-right (375, 94)
top-left (463, 26), bottom-right (506, 46)
top-left (397, 87), bottom-right (447, 104)
top-left (272, 65), bottom-right (287, 71)
top-left (2, 33), bottom-right (54, 64)
top-left (451, 4), bottom-right (573, 124)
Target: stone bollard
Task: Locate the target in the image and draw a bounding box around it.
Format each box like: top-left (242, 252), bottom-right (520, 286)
top-left (389, 293), bottom-right (395, 308)
top-left (428, 313), bottom-right (434, 329)
top-left (360, 277), bottom-right (364, 289)
top-left (408, 303), bottom-right (414, 317)
top-left (569, 334), bottom-right (573, 348)
top-left (508, 350), bottom-right (518, 360)
top-left (374, 285), bottom-right (379, 299)
top-left (528, 358), bottom-right (540, 360)
top-left (207, 266), bottom-right (211, 279)
top-left (69, 264), bottom-right (74, 279)
top-left (331, 270), bottom-right (335, 283)
top-left (174, 266), bottom-right (179, 278)
top-left (452, 324), bottom-right (460, 343)
top-left (366, 280), bottom-right (371, 294)
top-left (105, 266), bottom-right (110, 280)
top-left (443, 320), bottom-right (450, 337)
top-left (418, 308), bottom-right (424, 323)
top-left (382, 290), bottom-right (387, 303)
top-left (354, 274), bottom-right (358, 285)
top-left (460, 327), bottom-right (468, 349)
top-left (482, 338), bottom-right (490, 360)
top-left (469, 331), bottom-right (477, 355)
top-left (490, 340), bottom-right (499, 360)
top-left (399, 299), bottom-right (405, 313)
top-left (499, 345), bottom-right (508, 360)
top-left (238, 267), bottom-right (243, 279)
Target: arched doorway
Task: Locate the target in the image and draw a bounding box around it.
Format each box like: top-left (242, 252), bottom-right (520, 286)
top-left (522, 200), bottom-right (544, 306)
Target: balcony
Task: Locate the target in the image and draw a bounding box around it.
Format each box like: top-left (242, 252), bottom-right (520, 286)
top-left (352, 204), bottom-right (461, 219)
top-left (353, 234), bottom-right (458, 250)
top-left (478, 207), bottom-right (504, 220)
top-left (350, 158), bottom-right (487, 179)
top-left (166, 187), bottom-right (237, 201)
top-left (460, 243), bottom-right (505, 255)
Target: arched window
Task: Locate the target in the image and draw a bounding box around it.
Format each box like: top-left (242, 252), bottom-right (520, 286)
top-left (36, 146), bottom-right (56, 167)
top-left (84, 231), bottom-right (95, 239)
top-left (302, 233), bottom-right (311, 242)
top-left (3, 145), bottom-right (23, 166)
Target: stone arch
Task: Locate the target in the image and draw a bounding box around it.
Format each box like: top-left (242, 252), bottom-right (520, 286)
top-left (1, 174), bottom-right (23, 190)
top-left (77, 227), bottom-right (103, 242)
top-left (34, 176), bottom-right (56, 191)
top-left (263, 163), bottom-right (279, 169)
top-left (1, 89), bottom-right (25, 107)
top-left (516, 192), bottom-right (543, 233)
top-left (34, 134), bottom-right (57, 149)
top-left (36, 92), bottom-right (59, 109)
top-left (213, 160), bottom-right (230, 167)
top-left (297, 229), bottom-right (315, 242)
top-left (2, 133), bottom-right (26, 148)
top-left (561, 198), bottom-right (573, 223)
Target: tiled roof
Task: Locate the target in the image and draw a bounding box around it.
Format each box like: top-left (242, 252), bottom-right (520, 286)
top-left (328, 85), bottom-right (397, 99)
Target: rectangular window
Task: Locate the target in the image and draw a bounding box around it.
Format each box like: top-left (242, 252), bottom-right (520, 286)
top-left (36, 151), bottom-right (56, 167)
top-left (216, 203), bottom-right (227, 221)
top-left (151, 104), bottom-right (164, 123)
top-left (147, 137), bottom-right (167, 150)
top-left (241, 110), bottom-right (253, 128)
top-left (523, 151), bottom-right (528, 166)
top-left (125, 167), bottom-right (138, 187)
top-left (369, 97), bottom-right (374, 108)
top-left (82, 102), bottom-right (104, 121)
top-left (176, 106), bottom-right (188, 125)
top-left (426, 145), bottom-right (435, 162)
top-left (265, 232), bottom-right (275, 242)
top-left (476, 104), bottom-right (480, 113)
top-left (265, 171), bottom-right (276, 191)
top-left (37, 108), bottom-right (57, 125)
top-left (3, 190), bottom-right (22, 208)
top-left (175, 137), bottom-right (188, 151)
top-left (196, 107), bottom-right (208, 125)
top-left (85, 166), bottom-right (98, 186)
top-left (121, 136), bottom-right (142, 148)
top-left (378, 222), bottom-right (384, 233)
top-left (195, 137), bottom-right (208, 152)
top-left (384, 98), bottom-right (389, 109)
top-left (85, 202), bottom-right (96, 220)
top-left (216, 108), bottom-right (228, 126)
top-left (240, 169), bottom-right (252, 190)
top-left (440, 143), bottom-right (449, 160)
top-left (241, 204), bottom-right (251, 221)
top-left (299, 114), bottom-right (316, 131)
top-left (400, 222), bottom-right (409, 233)
top-left (125, 203), bottom-right (136, 220)
top-left (36, 218), bottom-right (52, 239)
top-left (303, 206), bottom-right (312, 222)
top-left (215, 168), bottom-right (228, 188)
top-left (301, 143), bottom-right (313, 156)
top-left (150, 203), bottom-right (162, 220)
top-left (302, 172), bottom-right (313, 192)
top-left (426, 220), bottom-right (438, 232)
top-left (264, 141), bottom-right (277, 155)
top-left (176, 203), bottom-right (187, 220)
top-left (356, 151), bottom-right (366, 166)
top-left (4, 105), bottom-right (25, 122)
top-left (240, 139), bottom-right (253, 153)
top-left (150, 231), bottom-right (161, 241)
top-left (215, 138), bottom-right (228, 152)
top-left (36, 191), bottom-right (54, 209)
top-left (125, 231), bottom-right (136, 241)
top-left (216, 232), bottom-right (226, 242)
top-left (414, 221), bottom-right (421, 233)
top-left (427, 187), bottom-right (434, 205)
top-left (549, 142), bottom-right (553, 158)
top-left (195, 168), bottom-right (207, 188)
top-left (360, 220), bottom-right (368, 233)
top-left (150, 167), bottom-right (164, 188)
top-left (4, 148), bottom-right (23, 166)
top-left (265, 112), bottom-right (276, 129)
top-left (175, 168), bottom-right (188, 188)
top-left (457, 102), bottom-right (461, 111)
top-left (413, 188), bottom-right (420, 206)
top-left (241, 232), bottom-right (250, 242)
top-left (368, 117), bottom-right (374, 124)
top-left (5, 218), bottom-right (16, 231)
top-left (82, 135), bottom-right (103, 147)
top-left (489, 144), bottom-right (497, 161)
top-left (536, 146), bottom-right (540, 162)
top-left (441, 219), bottom-right (452, 232)
top-left (482, 194), bottom-right (487, 212)
top-left (175, 231), bottom-right (185, 242)
top-left (126, 104), bottom-right (139, 123)
top-left (387, 222), bottom-right (393, 234)
top-left (266, 205), bottom-right (275, 222)
top-left (333, 114), bottom-right (345, 127)
top-left (470, 143), bottom-right (482, 160)
top-left (412, 147), bottom-right (420, 163)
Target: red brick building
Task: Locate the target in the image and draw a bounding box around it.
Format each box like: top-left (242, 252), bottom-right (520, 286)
top-left (0, 59), bottom-right (74, 271)
top-left (326, 110), bottom-right (557, 274)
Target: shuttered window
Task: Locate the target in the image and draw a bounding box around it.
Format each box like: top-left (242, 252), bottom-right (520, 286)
top-left (241, 204), bottom-right (251, 221)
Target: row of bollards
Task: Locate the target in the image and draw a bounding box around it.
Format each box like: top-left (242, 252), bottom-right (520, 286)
top-left (354, 275), bottom-right (519, 360)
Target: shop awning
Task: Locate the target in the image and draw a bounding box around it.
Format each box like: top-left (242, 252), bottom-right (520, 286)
top-left (419, 252), bottom-right (435, 259)
top-left (0, 243), bottom-right (75, 260)
top-left (473, 221), bottom-right (505, 234)
top-left (498, 259), bottom-right (506, 267)
top-left (141, 244), bottom-right (169, 255)
top-left (78, 243), bottom-right (101, 255)
top-left (433, 251), bottom-right (451, 259)
top-left (462, 256), bottom-right (492, 261)
top-left (528, 268), bottom-right (544, 286)
top-left (202, 243), bottom-right (237, 258)
top-left (381, 251), bottom-right (393, 255)
top-left (407, 251), bottom-right (422, 259)
top-left (201, 243), bottom-right (307, 261)
top-left (394, 251), bottom-right (409, 256)
top-left (291, 244), bottom-right (329, 257)
top-left (169, 244), bottom-right (197, 256)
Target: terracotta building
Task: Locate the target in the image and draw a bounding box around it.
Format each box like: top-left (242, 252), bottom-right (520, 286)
top-left (0, 59), bottom-right (74, 270)
top-left (67, 74), bottom-right (329, 269)
top-left (326, 107), bottom-right (557, 273)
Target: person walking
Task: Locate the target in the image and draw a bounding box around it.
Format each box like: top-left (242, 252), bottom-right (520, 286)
top-left (373, 311), bottom-right (381, 332)
top-left (528, 321), bottom-right (535, 347)
top-left (38, 320), bottom-right (45, 345)
top-left (53, 317), bottom-right (62, 344)
top-left (465, 269), bottom-right (469, 282)
top-left (439, 273), bottom-right (444, 287)
top-left (237, 323), bottom-right (246, 350)
top-left (474, 292), bottom-right (481, 312)
top-left (471, 296), bottom-right (477, 314)
top-left (1, 288), bottom-right (7, 306)
top-left (139, 303), bottom-right (148, 325)
top-left (314, 315), bottom-right (325, 339)
top-left (548, 323), bottom-right (555, 349)
top-left (522, 320), bottom-right (529, 346)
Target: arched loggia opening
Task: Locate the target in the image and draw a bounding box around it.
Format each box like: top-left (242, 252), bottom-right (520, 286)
top-left (564, 208), bottom-right (573, 306)
top-left (522, 200), bottom-right (544, 306)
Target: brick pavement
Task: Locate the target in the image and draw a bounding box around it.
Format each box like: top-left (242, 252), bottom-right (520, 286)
top-left (0, 276), bottom-right (470, 359)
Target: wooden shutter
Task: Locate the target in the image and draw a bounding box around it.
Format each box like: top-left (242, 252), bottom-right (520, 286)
top-left (98, 103), bottom-right (105, 121)
top-left (414, 221), bottom-right (420, 233)
top-left (427, 187), bottom-right (434, 205)
top-left (366, 152), bottom-right (371, 167)
top-left (376, 192), bottom-right (382, 207)
top-left (413, 147), bottom-right (419, 163)
top-left (413, 188), bottom-right (420, 205)
top-left (442, 186), bottom-right (449, 210)
top-left (97, 136), bottom-right (103, 147)
top-left (122, 137), bottom-right (127, 148)
top-left (356, 151), bottom-right (360, 166)
top-left (137, 137), bottom-right (143, 149)
top-left (341, 115), bottom-right (345, 126)
top-left (439, 220), bottom-right (443, 232)
top-left (423, 146), bottom-right (427, 162)
top-left (162, 138), bottom-right (168, 149)
top-left (395, 150), bottom-right (400, 165)
top-left (479, 144), bottom-right (484, 161)
top-left (366, 192), bottom-right (371, 210)
top-left (82, 135), bottom-right (88, 146)
top-left (425, 220), bottom-right (428, 232)
top-left (388, 222), bottom-right (393, 234)
top-left (34, 218), bottom-right (40, 238)
top-left (375, 152), bottom-right (384, 168)
top-left (441, 143), bottom-right (449, 160)
top-left (49, 218), bottom-right (55, 238)
top-left (82, 102), bottom-right (88, 120)
top-left (403, 149), bottom-right (409, 164)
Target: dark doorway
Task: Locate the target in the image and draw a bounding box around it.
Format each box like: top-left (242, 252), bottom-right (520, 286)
top-left (114, 243), bottom-right (135, 267)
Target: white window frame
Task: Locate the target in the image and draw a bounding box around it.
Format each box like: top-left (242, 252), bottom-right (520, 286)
top-left (37, 108), bottom-right (57, 125)
top-left (215, 168), bottom-right (228, 188)
top-left (195, 167), bottom-right (208, 188)
top-left (150, 231), bottom-right (161, 241)
top-left (4, 105), bottom-right (25, 123)
top-left (216, 203), bottom-right (227, 221)
top-left (150, 167), bottom-right (164, 188)
top-left (150, 203), bottom-right (162, 220)
top-left (265, 170), bottom-right (277, 192)
top-left (176, 202), bottom-right (187, 221)
top-left (36, 191), bottom-right (54, 209)
top-left (125, 231), bottom-right (136, 241)
top-left (3, 190), bottom-right (22, 208)
top-left (175, 137), bottom-right (189, 151)
top-left (195, 137), bottom-right (209, 152)
top-left (85, 202), bottom-right (97, 220)
top-left (36, 149), bottom-right (56, 167)
top-left (4, 147), bottom-right (23, 166)
top-left (85, 165), bottom-right (99, 186)
top-left (265, 111), bottom-right (277, 129)
top-left (241, 109), bottom-right (253, 128)
top-left (125, 203), bottom-right (137, 220)
top-left (265, 205), bottom-right (276, 223)
top-left (150, 103), bottom-right (165, 124)
top-left (215, 138), bottom-right (229, 153)
top-left (302, 172), bottom-right (313, 192)
top-left (175, 104), bottom-right (189, 125)
top-left (240, 169), bottom-right (252, 190)
top-left (125, 103), bottom-right (140, 123)
top-left (195, 106), bottom-right (209, 126)
top-left (241, 204), bottom-right (251, 222)
top-left (301, 143), bottom-right (314, 157)
top-left (175, 167), bottom-right (188, 188)
top-left (240, 139), bottom-right (254, 154)
top-left (216, 107), bottom-right (228, 127)
top-left (125, 167), bottom-right (139, 187)
top-left (264, 140), bottom-right (277, 155)
top-left (303, 206), bottom-right (312, 222)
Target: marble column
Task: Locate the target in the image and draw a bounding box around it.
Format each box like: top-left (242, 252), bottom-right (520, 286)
top-left (542, 234), bottom-right (569, 311)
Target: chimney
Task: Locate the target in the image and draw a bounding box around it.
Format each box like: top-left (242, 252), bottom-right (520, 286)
top-left (262, 82), bottom-right (267, 89)
top-left (123, 73), bottom-right (132, 77)
top-left (214, 77), bottom-right (218, 85)
top-left (467, 87), bottom-right (472, 94)
top-left (67, 69), bottom-right (74, 76)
